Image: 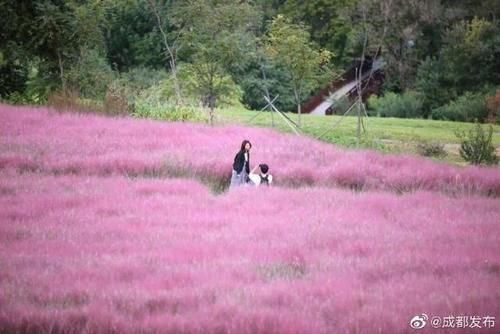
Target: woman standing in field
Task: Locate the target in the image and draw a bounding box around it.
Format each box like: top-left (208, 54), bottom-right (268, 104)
top-left (230, 139), bottom-right (252, 188)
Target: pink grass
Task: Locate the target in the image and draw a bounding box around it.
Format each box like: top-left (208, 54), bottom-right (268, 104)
top-left (1, 171), bottom-right (499, 333)
top-left (1, 104), bottom-right (499, 333)
top-left (1, 104), bottom-right (499, 196)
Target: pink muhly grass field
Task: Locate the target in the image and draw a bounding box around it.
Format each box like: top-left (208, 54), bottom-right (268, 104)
top-left (1, 104), bottom-right (499, 333)
top-left (1, 171), bottom-right (499, 333)
top-left (1, 104), bottom-right (499, 196)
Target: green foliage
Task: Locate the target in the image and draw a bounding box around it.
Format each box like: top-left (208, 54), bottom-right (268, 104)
top-left (265, 14), bottom-right (333, 124)
top-left (72, 1), bottom-right (106, 51)
top-left (351, 0), bottom-right (439, 92)
top-left (368, 91), bottom-right (424, 119)
top-left (2, 0), bottom-right (500, 122)
top-left (1, 58), bottom-right (55, 104)
top-left (96, 67), bottom-right (167, 114)
top-left (175, 0), bottom-right (259, 68)
top-left (432, 92), bottom-right (488, 122)
top-left (65, 49), bottom-right (115, 100)
top-left (0, 60), bottom-right (28, 98)
top-left (328, 95), bottom-right (352, 115)
top-left (416, 57), bottom-right (452, 117)
top-left (32, 1), bottom-right (81, 91)
top-left (0, 0), bottom-right (110, 99)
top-left (132, 80), bottom-right (208, 122)
top-left (133, 96), bottom-right (207, 123)
top-left (102, 0), bottom-right (164, 71)
top-left (440, 18), bottom-right (500, 96)
top-left (158, 63), bottom-right (243, 109)
top-left (279, 0), bottom-right (357, 66)
top-left (316, 130), bottom-right (388, 151)
top-left (455, 123), bottom-right (498, 165)
top-left (172, 0), bottom-right (259, 123)
top-left (265, 15), bottom-right (332, 94)
top-left (234, 56), bottom-right (296, 112)
top-left (3, 91), bottom-right (31, 105)
top-left (366, 94), bottom-right (380, 114)
top-left (0, 1), bottom-right (43, 98)
top-left (119, 67), bottom-right (168, 94)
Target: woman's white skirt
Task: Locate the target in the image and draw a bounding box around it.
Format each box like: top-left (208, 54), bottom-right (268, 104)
top-left (229, 169), bottom-right (248, 189)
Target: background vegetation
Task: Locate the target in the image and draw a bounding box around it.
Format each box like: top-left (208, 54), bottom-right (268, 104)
top-left (1, 0), bottom-right (499, 164)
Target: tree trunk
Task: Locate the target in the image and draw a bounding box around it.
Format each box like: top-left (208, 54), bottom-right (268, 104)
top-left (169, 58), bottom-right (182, 105)
top-left (294, 89), bottom-right (302, 128)
top-left (149, 0), bottom-right (183, 105)
top-left (356, 99), bottom-right (361, 147)
top-left (57, 49), bottom-right (65, 92)
top-left (208, 94), bottom-right (216, 125)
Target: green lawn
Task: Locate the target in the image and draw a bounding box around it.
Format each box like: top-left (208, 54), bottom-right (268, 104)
top-left (216, 107), bottom-right (500, 165)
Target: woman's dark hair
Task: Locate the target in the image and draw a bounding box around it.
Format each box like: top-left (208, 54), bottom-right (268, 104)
top-left (240, 139), bottom-right (252, 152)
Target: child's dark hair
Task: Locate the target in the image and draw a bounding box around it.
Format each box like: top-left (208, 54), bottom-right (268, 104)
top-left (259, 163), bottom-right (269, 174)
top-left (240, 139), bottom-right (252, 152)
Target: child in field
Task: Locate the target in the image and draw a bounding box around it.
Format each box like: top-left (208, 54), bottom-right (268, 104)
top-left (248, 163), bottom-right (272, 187)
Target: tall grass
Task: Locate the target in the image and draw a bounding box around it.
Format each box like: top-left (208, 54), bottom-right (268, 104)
top-left (1, 172), bottom-right (499, 333)
top-left (1, 104), bottom-right (499, 196)
top-left (1, 103), bottom-right (499, 333)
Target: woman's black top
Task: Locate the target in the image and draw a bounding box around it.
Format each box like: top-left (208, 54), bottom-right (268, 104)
top-left (233, 151), bottom-right (250, 174)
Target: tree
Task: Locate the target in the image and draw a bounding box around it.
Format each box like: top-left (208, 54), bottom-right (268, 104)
top-left (232, 50), bottom-right (296, 112)
top-left (33, 1), bottom-right (80, 92)
top-left (64, 48), bottom-right (114, 100)
top-left (440, 17), bottom-right (500, 97)
top-left (102, 0), bottom-right (164, 71)
top-left (0, 0), bottom-right (77, 95)
top-left (173, 0), bottom-right (260, 124)
top-left (279, 0), bottom-right (358, 66)
top-left (352, 0), bottom-right (447, 91)
top-left (415, 57), bottom-right (451, 117)
top-left (0, 0), bottom-right (41, 97)
top-left (146, 0), bottom-right (183, 105)
top-left (0, 0), bottom-right (110, 99)
top-left (265, 14), bottom-right (332, 127)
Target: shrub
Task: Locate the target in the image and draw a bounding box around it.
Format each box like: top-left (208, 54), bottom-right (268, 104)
top-left (133, 97), bottom-right (207, 122)
top-left (368, 91), bottom-right (424, 118)
top-left (64, 48), bottom-right (115, 100)
top-left (366, 94), bottom-right (381, 116)
top-left (432, 92), bottom-right (488, 122)
top-left (455, 123), bottom-right (498, 165)
top-left (416, 141), bottom-right (448, 158)
top-left (327, 95), bottom-right (352, 115)
top-left (132, 80), bottom-right (209, 122)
